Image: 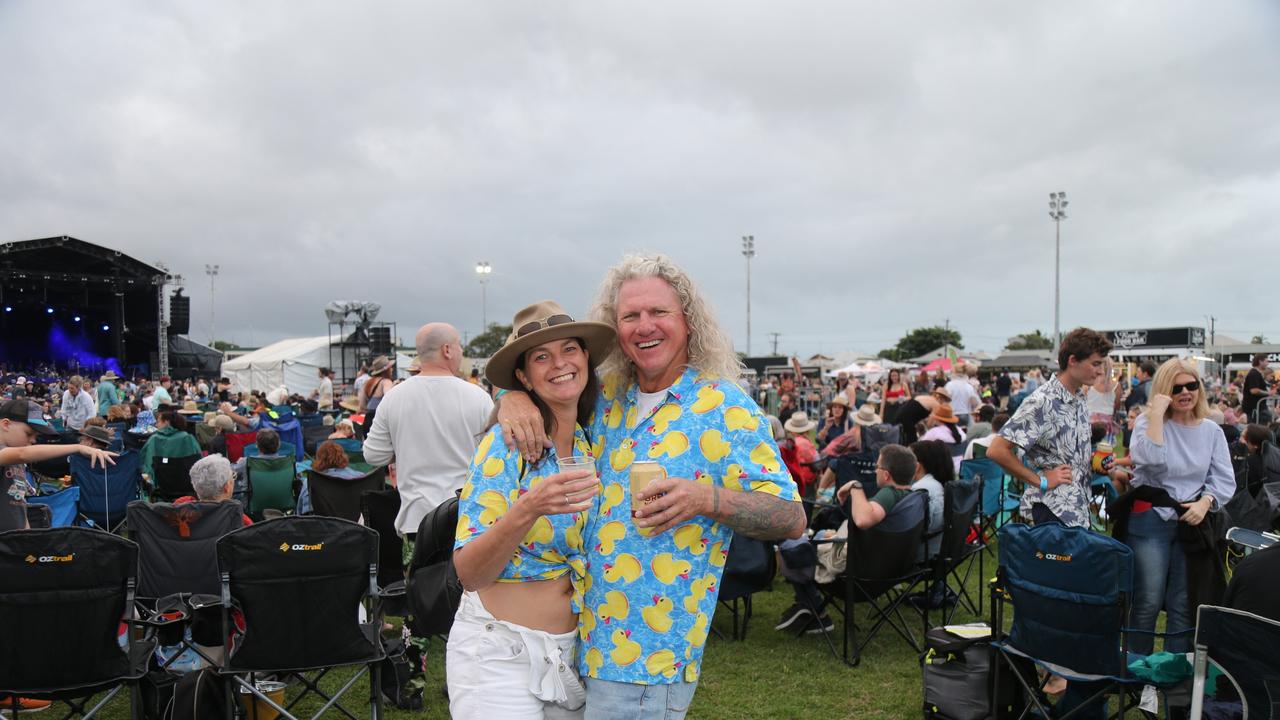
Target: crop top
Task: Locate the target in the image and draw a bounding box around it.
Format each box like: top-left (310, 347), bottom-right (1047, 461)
top-left (455, 424), bottom-right (596, 611)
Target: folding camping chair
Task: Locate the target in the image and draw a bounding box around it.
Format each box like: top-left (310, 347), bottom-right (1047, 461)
top-left (713, 535), bottom-right (775, 641)
top-left (307, 467), bottom-right (387, 522)
top-left (0, 527), bottom-right (155, 719)
top-left (360, 489), bottom-right (405, 594)
top-left (213, 516), bottom-right (388, 720)
top-left (1189, 605), bottom-right (1280, 719)
top-left (990, 521), bottom-right (1189, 720)
top-left (813, 490), bottom-right (930, 666)
top-left (127, 500), bottom-right (246, 673)
top-left (930, 476), bottom-right (983, 623)
top-left (26, 485), bottom-right (81, 527)
top-left (223, 432), bottom-right (257, 463)
top-left (246, 455), bottom-right (298, 520)
top-left (149, 453), bottom-right (200, 502)
top-left (71, 450), bottom-right (142, 532)
top-left (302, 425), bottom-right (333, 456)
top-left (960, 457), bottom-right (1019, 614)
top-left (243, 442), bottom-right (297, 459)
top-left (25, 503), bottom-right (52, 528)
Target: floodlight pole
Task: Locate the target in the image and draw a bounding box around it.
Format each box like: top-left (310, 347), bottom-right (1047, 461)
top-left (475, 261), bottom-right (492, 334)
top-left (205, 264), bottom-right (219, 347)
top-left (1048, 192), bottom-right (1069, 352)
top-left (742, 235), bottom-right (755, 356)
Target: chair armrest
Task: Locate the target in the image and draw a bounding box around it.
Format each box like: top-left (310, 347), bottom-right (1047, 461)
top-left (379, 580), bottom-right (407, 599)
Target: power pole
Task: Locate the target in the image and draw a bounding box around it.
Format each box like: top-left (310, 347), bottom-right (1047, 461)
top-left (1049, 192), bottom-right (1069, 352)
top-left (769, 332), bottom-right (781, 355)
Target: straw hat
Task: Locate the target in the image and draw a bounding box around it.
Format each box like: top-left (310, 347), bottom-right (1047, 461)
top-left (783, 411), bottom-right (817, 434)
top-left (100, 370), bottom-right (120, 381)
top-left (368, 355), bottom-right (394, 376)
top-left (828, 395), bottom-right (850, 409)
top-left (930, 404), bottom-right (960, 425)
top-left (338, 396), bottom-right (360, 413)
top-left (178, 400), bottom-right (202, 415)
top-left (202, 411), bottom-right (218, 424)
top-left (853, 404), bottom-right (882, 427)
top-left (484, 300), bottom-right (616, 391)
top-left (931, 387), bottom-right (952, 402)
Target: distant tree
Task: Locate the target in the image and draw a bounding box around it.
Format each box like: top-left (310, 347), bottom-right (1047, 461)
top-left (211, 340), bottom-right (237, 351)
top-left (1006, 330), bottom-right (1054, 350)
top-left (465, 324), bottom-right (513, 358)
top-left (878, 347), bottom-right (904, 361)
top-left (895, 326), bottom-right (963, 360)
top-left (1251, 334), bottom-right (1268, 345)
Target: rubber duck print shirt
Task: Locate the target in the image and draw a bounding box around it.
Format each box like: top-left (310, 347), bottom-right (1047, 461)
top-left (579, 368), bottom-right (798, 685)
top-left (455, 425), bottom-right (595, 612)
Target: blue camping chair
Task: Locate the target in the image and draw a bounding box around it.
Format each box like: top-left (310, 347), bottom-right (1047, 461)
top-left (26, 486), bottom-right (81, 527)
top-left (71, 450), bottom-right (142, 532)
top-left (266, 416), bottom-right (306, 461)
top-left (106, 422), bottom-right (128, 452)
top-left (960, 457), bottom-right (1020, 614)
top-left (990, 522), bottom-right (1190, 719)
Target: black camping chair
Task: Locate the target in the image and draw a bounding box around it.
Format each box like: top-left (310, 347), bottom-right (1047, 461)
top-left (214, 516), bottom-right (389, 720)
top-left (931, 477), bottom-right (983, 622)
top-left (0, 527), bottom-right (155, 719)
top-left (990, 521), bottom-right (1190, 720)
top-left (302, 425), bottom-right (333, 456)
top-left (307, 467), bottom-right (387, 522)
top-left (814, 489), bottom-right (931, 666)
top-left (1189, 605), bottom-right (1280, 719)
top-left (713, 535), bottom-right (776, 641)
top-left (360, 488), bottom-right (405, 593)
top-left (149, 453), bottom-right (200, 503)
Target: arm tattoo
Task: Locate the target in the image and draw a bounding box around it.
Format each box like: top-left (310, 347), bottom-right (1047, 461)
top-left (718, 489), bottom-right (804, 540)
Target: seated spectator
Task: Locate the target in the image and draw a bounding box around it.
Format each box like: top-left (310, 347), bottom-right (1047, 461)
top-left (176, 454), bottom-right (252, 526)
top-left (964, 413), bottom-right (1009, 460)
top-left (311, 441), bottom-right (368, 479)
top-left (232, 427), bottom-right (284, 491)
top-left (328, 418), bottom-right (356, 441)
top-left (966, 405), bottom-right (997, 442)
top-left (919, 403), bottom-right (966, 449)
top-left (78, 424), bottom-right (112, 451)
top-left (138, 406), bottom-right (201, 487)
top-left (780, 412), bottom-right (819, 496)
top-left (106, 403), bottom-right (132, 424)
top-left (774, 444), bottom-right (920, 635)
top-left (207, 414), bottom-right (236, 457)
top-left (816, 396), bottom-right (853, 449)
top-left (909, 439), bottom-right (952, 558)
top-left (1238, 424), bottom-right (1274, 497)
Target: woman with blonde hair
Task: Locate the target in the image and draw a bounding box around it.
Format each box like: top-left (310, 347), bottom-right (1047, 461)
top-left (1125, 357), bottom-right (1234, 654)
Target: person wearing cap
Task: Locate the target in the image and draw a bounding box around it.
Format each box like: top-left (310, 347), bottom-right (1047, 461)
top-left (1, 399), bottom-right (116, 532)
top-left (447, 301), bottom-right (614, 718)
top-left (59, 375), bottom-right (97, 433)
top-left (363, 324), bottom-right (492, 537)
top-left (496, 254), bottom-right (802, 714)
top-left (96, 370), bottom-right (122, 416)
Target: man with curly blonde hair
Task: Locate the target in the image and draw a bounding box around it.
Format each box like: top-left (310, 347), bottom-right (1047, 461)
top-left (499, 253), bottom-right (805, 718)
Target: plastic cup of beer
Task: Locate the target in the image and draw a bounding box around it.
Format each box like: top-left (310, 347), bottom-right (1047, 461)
top-left (629, 461), bottom-right (667, 537)
top-left (560, 455), bottom-right (598, 496)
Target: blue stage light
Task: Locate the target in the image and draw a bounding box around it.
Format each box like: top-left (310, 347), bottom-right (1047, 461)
top-left (101, 324), bottom-right (110, 331)
top-left (46, 307), bottom-right (54, 314)
top-left (73, 315), bottom-right (82, 322)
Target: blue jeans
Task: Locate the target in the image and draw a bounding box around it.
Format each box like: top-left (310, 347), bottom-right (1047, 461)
top-left (583, 678), bottom-right (698, 720)
top-left (1126, 509), bottom-right (1191, 655)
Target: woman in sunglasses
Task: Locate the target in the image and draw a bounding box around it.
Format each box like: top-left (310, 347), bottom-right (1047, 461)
top-left (448, 301), bottom-right (615, 719)
top-left (1125, 358), bottom-right (1235, 655)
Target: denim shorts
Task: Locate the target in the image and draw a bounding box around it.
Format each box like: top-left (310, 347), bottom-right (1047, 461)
top-left (583, 677), bottom-right (699, 720)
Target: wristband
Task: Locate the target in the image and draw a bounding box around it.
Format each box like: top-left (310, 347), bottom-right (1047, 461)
top-left (1039, 474), bottom-right (1049, 492)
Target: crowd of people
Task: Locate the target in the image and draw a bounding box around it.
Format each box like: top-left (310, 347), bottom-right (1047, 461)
top-left (2, 261), bottom-right (1278, 718)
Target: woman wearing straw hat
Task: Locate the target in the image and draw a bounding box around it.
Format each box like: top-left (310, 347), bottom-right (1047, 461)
top-left (920, 403), bottom-right (966, 447)
top-left (780, 412), bottom-right (819, 496)
top-left (358, 355), bottom-right (394, 436)
top-left (816, 395), bottom-right (853, 449)
top-left (448, 301), bottom-right (615, 719)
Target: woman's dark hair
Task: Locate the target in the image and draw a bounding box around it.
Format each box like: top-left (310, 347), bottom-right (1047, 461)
top-left (159, 407), bottom-right (188, 432)
top-left (485, 337), bottom-right (601, 466)
top-left (1242, 424), bottom-right (1272, 450)
top-left (910, 440), bottom-right (955, 484)
top-left (936, 420), bottom-right (962, 443)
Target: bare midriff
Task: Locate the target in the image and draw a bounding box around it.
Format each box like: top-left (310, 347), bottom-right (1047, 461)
top-left (477, 574), bottom-right (577, 634)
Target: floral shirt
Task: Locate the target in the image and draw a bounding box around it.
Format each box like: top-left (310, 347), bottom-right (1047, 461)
top-left (997, 374), bottom-right (1092, 527)
top-left (455, 425), bottom-right (594, 612)
top-left (579, 368), bottom-right (798, 685)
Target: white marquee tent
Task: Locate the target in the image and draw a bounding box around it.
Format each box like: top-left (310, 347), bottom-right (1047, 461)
top-left (224, 336), bottom-right (416, 396)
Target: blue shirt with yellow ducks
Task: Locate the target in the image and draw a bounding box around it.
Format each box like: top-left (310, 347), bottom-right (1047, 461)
top-left (578, 367), bottom-right (798, 685)
top-left (455, 424), bottom-right (595, 613)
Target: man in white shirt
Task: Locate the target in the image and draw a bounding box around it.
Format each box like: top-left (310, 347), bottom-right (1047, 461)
top-left (59, 375), bottom-right (97, 431)
top-left (944, 369), bottom-right (981, 428)
top-left (363, 323), bottom-right (493, 535)
top-left (312, 367), bottom-right (334, 411)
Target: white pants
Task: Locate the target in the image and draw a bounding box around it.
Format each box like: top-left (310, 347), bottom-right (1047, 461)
top-left (446, 591), bottom-right (585, 720)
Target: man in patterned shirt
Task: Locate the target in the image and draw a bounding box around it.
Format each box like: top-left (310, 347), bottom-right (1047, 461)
top-left (499, 254), bottom-right (806, 719)
top-left (988, 327), bottom-right (1113, 527)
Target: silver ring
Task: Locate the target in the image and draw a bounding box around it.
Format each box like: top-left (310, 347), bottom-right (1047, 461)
top-left (565, 494), bottom-right (571, 504)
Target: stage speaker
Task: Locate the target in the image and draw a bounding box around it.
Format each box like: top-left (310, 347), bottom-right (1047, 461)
top-left (169, 292), bottom-right (190, 335)
top-left (369, 326), bottom-right (392, 355)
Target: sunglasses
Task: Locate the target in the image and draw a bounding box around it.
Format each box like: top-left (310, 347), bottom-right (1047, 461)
top-left (1171, 380), bottom-right (1200, 395)
top-left (516, 314), bottom-right (574, 338)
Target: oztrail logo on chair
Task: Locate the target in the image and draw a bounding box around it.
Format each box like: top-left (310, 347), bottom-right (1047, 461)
top-left (278, 542), bottom-right (324, 552)
top-left (1033, 550), bottom-right (1072, 562)
top-left (24, 552), bottom-right (75, 563)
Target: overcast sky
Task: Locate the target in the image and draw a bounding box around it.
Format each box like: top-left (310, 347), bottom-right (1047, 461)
top-left (2, 1), bottom-right (1277, 357)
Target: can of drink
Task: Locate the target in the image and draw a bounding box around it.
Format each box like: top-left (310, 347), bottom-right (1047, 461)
top-left (629, 461), bottom-right (667, 537)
